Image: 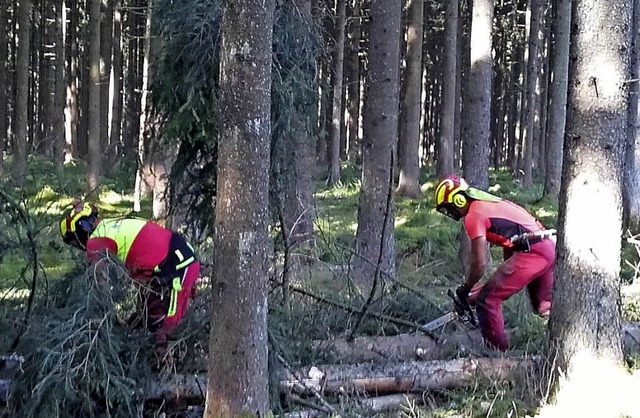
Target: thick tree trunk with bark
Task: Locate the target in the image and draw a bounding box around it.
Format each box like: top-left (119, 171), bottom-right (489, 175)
top-left (546, 0), bottom-right (633, 414)
top-left (86, 0), bottom-right (102, 199)
top-left (345, 0), bottom-right (361, 163)
top-left (108, 0), bottom-right (124, 170)
top-left (461, 0), bottom-right (493, 189)
top-left (53, 0), bottom-right (66, 173)
top-left (0, 1), bottom-right (8, 173)
top-left (625, 0), bottom-right (640, 231)
top-left (437, 0), bottom-right (458, 177)
top-left (205, 1), bottom-right (275, 416)
top-left (522, 0), bottom-right (544, 186)
top-left (12, 0), bottom-right (32, 187)
top-left (396, 0), bottom-right (424, 199)
top-left (353, 0), bottom-right (401, 286)
top-left (544, 0), bottom-right (570, 197)
top-left (326, 0), bottom-right (345, 186)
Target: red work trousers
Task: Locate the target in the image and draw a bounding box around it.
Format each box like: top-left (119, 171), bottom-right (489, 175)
top-left (475, 239), bottom-right (555, 350)
top-left (145, 261), bottom-right (200, 346)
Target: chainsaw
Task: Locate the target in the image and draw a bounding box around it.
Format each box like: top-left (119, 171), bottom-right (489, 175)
top-left (419, 285), bottom-right (480, 333)
top-left (419, 228), bottom-right (557, 334)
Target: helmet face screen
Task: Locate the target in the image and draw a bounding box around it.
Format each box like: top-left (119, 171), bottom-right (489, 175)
top-left (437, 204), bottom-right (463, 221)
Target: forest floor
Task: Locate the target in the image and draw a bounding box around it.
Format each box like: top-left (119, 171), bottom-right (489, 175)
top-left (1, 160), bottom-right (640, 417)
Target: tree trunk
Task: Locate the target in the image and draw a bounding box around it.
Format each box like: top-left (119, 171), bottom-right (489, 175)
top-left (108, 0), bottom-right (124, 170)
top-left (282, 0), bottom-right (316, 244)
top-left (345, 0), bottom-right (361, 163)
top-left (100, 0), bottom-right (114, 155)
top-left (65, 0), bottom-right (79, 162)
top-left (352, 0), bottom-right (401, 286)
top-left (326, 0), bottom-right (345, 186)
top-left (205, 0), bottom-right (275, 416)
top-left (396, 0), bottom-right (424, 199)
top-left (624, 0), bottom-right (640, 231)
top-left (521, 0), bottom-right (543, 186)
top-left (134, 0), bottom-right (154, 212)
top-left (86, 0), bottom-right (102, 199)
top-left (546, 0), bottom-right (633, 414)
top-left (12, 0), bottom-right (32, 187)
top-left (53, 0), bottom-right (66, 173)
top-left (437, 0), bottom-right (458, 177)
top-left (0, 1), bottom-right (8, 173)
top-left (461, 0), bottom-right (493, 189)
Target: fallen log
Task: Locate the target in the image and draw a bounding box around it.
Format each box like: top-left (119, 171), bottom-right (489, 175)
top-left (281, 355), bottom-right (539, 396)
top-left (313, 321), bottom-right (640, 365)
top-left (143, 355), bottom-right (536, 401)
top-left (312, 328), bottom-right (485, 364)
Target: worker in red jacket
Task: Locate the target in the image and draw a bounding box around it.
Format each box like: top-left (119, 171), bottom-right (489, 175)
top-left (60, 200), bottom-right (200, 359)
top-left (434, 175), bottom-right (555, 350)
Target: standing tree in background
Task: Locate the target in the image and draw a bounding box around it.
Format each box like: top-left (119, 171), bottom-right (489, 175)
top-left (544, 0), bottom-right (571, 197)
top-left (0, 1), bottom-right (8, 174)
top-left (86, 0), bottom-right (102, 199)
top-left (12, 0), bottom-right (33, 187)
top-left (545, 0), bottom-right (633, 415)
top-left (459, 0), bottom-right (493, 271)
top-left (461, 0), bottom-right (492, 189)
top-left (396, 0), bottom-right (423, 199)
top-left (326, 0), bottom-right (345, 186)
top-left (204, 0), bottom-right (275, 415)
top-left (624, 0), bottom-right (640, 231)
top-left (353, 0), bottom-right (401, 285)
top-left (437, 0), bottom-right (458, 178)
top-left (522, 0), bottom-right (544, 186)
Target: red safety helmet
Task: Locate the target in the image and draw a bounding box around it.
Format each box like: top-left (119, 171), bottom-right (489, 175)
top-left (434, 175), bottom-right (470, 220)
top-left (60, 200), bottom-right (99, 250)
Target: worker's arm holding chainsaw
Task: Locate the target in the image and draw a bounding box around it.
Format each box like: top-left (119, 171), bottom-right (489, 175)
top-left (456, 235), bottom-right (488, 308)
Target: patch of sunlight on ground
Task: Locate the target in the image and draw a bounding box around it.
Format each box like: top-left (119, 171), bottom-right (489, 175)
top-left (101, 190), bottom-right (129, 205)
top-left (536, 351), bottom-right (640, 418)
top-left (0, 288), bottom-right (30, 300)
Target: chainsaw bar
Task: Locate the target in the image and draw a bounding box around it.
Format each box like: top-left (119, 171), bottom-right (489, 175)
top-left (419, 311), bottom-right (457, 333)
top-left (418, 289), bottom-right (478, 334)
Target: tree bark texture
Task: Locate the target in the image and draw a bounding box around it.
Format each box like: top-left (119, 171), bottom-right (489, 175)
top-left (461, 0), bottom-right (493, 189)
top-left (53, 0), bottom-right (66, 173)
top-left (86, 0), bottom-right (102, 199)
top-left (12, 0), bottom-right (32, 187)
top-left (396, 0), bottom-right (424, 199)
top-left (522, 0), bottom-right (544, 186)
top-left (437, 0), bottom-right (458, 178)
top-left (544, 0), bottom-right (571, 196)
top-left (326, 0), bottom-right (345, 186)
top-left (547, 0), bottom-right (633, 404)
top-left (0, 1), bottom-right (8, 173)
top-left (625, 0), bottom-right (640, 231)
top-left (282, 0), bottom-right (316, 243)
top-left (205, 0), bottom-right (275, 416)
top-left (353, 0), bottom-right (401, 285)
top-left (345, 0), bottom-right (361, 163)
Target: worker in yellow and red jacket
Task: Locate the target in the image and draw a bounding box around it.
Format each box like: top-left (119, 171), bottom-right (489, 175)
top-left (60, 200), bottom-right (200, 358)
top-left (434, 175), bottom-right (555, 350)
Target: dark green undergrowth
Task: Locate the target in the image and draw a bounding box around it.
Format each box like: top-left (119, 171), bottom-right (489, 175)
top-left (4, 157), bottom-right (640, 417)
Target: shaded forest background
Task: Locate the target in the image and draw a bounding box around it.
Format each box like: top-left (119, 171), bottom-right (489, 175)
top-left (1, 0), bottom-right (640, 417)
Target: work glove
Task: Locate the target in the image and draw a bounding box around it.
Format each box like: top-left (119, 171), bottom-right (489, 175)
top-left (455, 283), bottom-right (472, 312)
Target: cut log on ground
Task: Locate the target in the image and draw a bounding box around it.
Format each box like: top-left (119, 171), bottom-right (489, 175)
top-left (313, 321), bottom-right (640, 364)
top-left (280, 355), bottom-right (540, 396)
top-left (142, 355), bottom-right (537, 401)
top-left (312, 328), bottom-right (485, 364)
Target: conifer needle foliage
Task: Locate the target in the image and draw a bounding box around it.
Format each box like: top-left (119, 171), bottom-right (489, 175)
top-left (8, 263), bottom-right (153, 418)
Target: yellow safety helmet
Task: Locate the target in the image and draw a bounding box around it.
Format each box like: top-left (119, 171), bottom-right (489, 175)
top-left (60, 201), bottom-right (99, 249)
top-left (434, 175), bottom-right (470, 220)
